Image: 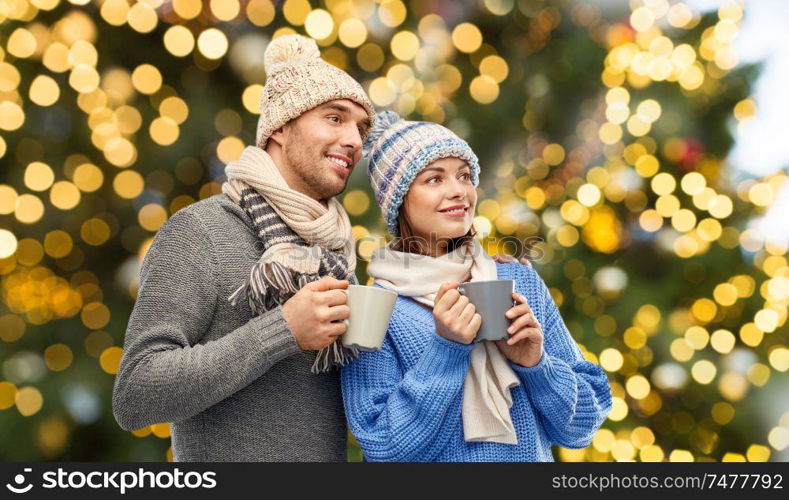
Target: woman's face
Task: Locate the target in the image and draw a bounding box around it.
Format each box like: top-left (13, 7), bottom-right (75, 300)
top-left (401, 157), bottom-right (477, 248)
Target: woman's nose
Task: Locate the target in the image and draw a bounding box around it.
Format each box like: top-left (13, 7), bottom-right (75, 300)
top-left (446, 176), bottom-right (467, 197)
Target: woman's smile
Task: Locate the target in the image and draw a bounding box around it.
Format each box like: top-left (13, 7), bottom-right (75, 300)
top-left (438, 205), bottom-right (469, 218)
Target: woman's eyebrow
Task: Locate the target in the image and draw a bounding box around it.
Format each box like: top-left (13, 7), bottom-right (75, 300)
top-left (419, 164), bottom-right (470, 175)
top-left (421, 166), bottom-right (445, 173)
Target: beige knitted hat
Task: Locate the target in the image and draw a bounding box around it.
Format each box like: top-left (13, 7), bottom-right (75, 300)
top-left (255, 34), bottom-right (376, 148)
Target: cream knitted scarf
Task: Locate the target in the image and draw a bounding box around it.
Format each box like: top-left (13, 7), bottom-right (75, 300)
top-left (222, 146), bottom-right (359, 373)
top-left (367, 238), bottom-right (520, 444)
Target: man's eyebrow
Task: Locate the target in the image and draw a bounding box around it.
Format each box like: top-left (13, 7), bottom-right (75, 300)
top-left (321, 102), bottom-right (351, 114)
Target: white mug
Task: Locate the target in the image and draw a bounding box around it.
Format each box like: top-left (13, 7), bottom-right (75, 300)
top-left (340, 285), bottom-right (398, 351)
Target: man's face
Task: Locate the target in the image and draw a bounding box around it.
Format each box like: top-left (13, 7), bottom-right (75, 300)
top-left (276, 99), bottom-right (371, 201)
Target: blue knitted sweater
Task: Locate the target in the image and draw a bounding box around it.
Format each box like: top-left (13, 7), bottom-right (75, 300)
top-left (341, 261), bottom-right (612, 462)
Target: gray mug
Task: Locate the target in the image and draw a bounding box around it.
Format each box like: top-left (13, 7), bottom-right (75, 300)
top-left (457, 279), bottom-right (515, 342)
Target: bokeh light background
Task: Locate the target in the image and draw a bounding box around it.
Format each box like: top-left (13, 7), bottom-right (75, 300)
top-left (0, 0), bottom-right (787, 462)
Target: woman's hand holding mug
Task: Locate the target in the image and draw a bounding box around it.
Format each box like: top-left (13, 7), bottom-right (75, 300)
top-left (433, 283), bottom-right (482, 345)
top-left (495, 293), bottom-right (544, 367)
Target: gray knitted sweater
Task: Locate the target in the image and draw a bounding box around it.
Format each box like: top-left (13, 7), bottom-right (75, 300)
top-left (112, 194), bottom-right (354, 461)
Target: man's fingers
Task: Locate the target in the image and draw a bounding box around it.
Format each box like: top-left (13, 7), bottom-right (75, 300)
top-left (326, 321), bottom-right (347, 337)
top-left (309, 276), bottom-right (349, 291)
top-left (320, 289), bottom-right (349, 306)
top-left (326, 304), bottom-right (351, 322)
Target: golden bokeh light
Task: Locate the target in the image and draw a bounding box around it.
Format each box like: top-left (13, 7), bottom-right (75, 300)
top-left (24, 162), bottom-right (55, 192)
top-left (247, 0), bottom-right (275, 26)
top-left (452, 23), bottom-right (482, 54)
top-left (44, 343), bottom-right (74, 372)
top-left (469, 75), bottom-right (499, 104)
top-left (0, 229), bottom-right (18, 259)
top-left (379, 0), bottom-right (407, 27)
top-left (127, 2), bottom-right (158, 33)
top-left (150, 117), bottom-right (180, 146)
top-left (15, 387), bottom-right (44, 417)
top-left (173, 0), bottom-right (202, 20)
top-left (29, 75), bottom-right (60, 106)
top-left (164, 25), bottom-right (195, 57)
top-left (283, 0), bottom-right (311, 25)
top-left (50, 181), bottom-right (81, 210)
top-left (0, 101), bottom-right (26, 131)
top-left (338, 18), bottom-right (367, 48)
top-left (304, 9), bottom-right (334, 40)
top-left (197, 28), bottom-right (229, 59)
top-left (99, 346), bottom-right (123, 374)
top-left (15, 194), bottom-right (45, 224)
top-left (390, 31), bottom-right (420, 61)
top-left (113, 170), bottom-right (145, 199)
top-left (138, 204), bottom-right (168, 232)
top-left (210, 0), bottom-right (240, 22)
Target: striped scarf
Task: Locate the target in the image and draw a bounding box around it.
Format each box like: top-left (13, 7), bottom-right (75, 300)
top-left (222, 146), bottom-right (359, 373)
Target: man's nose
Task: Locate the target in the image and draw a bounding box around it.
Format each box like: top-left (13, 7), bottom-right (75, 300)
top-left (340, 125), bottom-right (363, 157)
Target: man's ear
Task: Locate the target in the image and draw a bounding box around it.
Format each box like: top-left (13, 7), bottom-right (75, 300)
top-left (268, 125), bottom-right (286, 147)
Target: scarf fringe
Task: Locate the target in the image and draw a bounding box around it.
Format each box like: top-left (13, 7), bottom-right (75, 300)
top-left (228, 215), bottom-right (360, 373)
top-left (311, 339), bottom-right (359, 374)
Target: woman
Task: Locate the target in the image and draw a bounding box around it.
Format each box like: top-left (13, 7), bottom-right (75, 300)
top-left (341, 111), bottom-right (612, 461)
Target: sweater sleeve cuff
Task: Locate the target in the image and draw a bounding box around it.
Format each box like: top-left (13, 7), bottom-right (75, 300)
top-left (411, 333), bottom-right (474, 378)
top-left (510, 351), bottom-right (572, 397)
top-left (508, 350), bottom-right (547, 373)
top-left (250, 306), bottom-right (300, 366)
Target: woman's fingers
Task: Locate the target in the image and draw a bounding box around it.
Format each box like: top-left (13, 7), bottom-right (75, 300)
top-left (491, 253), bottom-right (515, 263)
top-left (508, 312), bottom-right (537, 333)
top-left (469, 313), bottom-right (482, 332)
top-left (434, 283), bottom-right (459, 314)
top-left (457, 302), bottom-right (476, 323)
top-left (507, 327), bottom-right (542, 345)
top-left (505, 303), bottom-right (530, 319)
top-left (448, 293), bottom-right (471, 317)
top-left (505, 293), bottom-right (532, 318)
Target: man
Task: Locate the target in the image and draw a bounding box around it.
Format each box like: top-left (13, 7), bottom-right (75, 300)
top-left (112, 34), bottom-right (375, 461)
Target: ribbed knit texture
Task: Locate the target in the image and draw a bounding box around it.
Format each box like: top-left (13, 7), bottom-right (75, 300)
top-left (112, 194), bottom-right (355, 462)
top-left (341, 261), bottom-right (612, 462)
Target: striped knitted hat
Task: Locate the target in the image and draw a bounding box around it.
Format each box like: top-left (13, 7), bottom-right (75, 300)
top-left (363, 111), bottom-right (480, 237)
top-left (255, 34), bottom-right (375, 148)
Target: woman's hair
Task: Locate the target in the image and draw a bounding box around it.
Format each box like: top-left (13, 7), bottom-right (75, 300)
top-left (391, 204), bottom-right (477, 255)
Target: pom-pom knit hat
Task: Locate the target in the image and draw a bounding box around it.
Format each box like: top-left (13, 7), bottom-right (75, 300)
top-left (363, 111), bottom-right (481, 237)
top-left (255, 34), bottom-right (375, 148)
